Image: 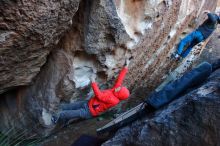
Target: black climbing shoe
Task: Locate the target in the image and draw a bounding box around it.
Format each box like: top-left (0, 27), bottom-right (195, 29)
top-left (144, 103), bottom-right (156, 114)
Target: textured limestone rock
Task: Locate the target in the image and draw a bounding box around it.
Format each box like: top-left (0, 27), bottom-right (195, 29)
top-left (0, 0), bottom-right (80, 93)
top-left (0, 0), bottom-right (218, 136)
top-left (121, 0), bottom-right (217, 91)
top-left (103, 69), bottom-right (220, 146)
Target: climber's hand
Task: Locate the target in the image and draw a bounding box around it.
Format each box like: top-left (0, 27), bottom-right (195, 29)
top-left (174, 53), bottom-right (180, 60)
top-left (171, 53), bottom-right (181, 60)
top-left (90, 74), bottom-right (96, 82)
top-left (125, 56), bottom-right (133, 67)
top-left (125, 59), bottom-right (130, 67)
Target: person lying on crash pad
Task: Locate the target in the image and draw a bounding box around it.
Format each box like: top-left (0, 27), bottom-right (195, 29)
top-left (51, 60), bottom-right (130, 124)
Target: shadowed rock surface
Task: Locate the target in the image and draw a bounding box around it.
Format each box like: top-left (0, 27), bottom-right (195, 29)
top-left (103, 69), bottom-right (220, 146)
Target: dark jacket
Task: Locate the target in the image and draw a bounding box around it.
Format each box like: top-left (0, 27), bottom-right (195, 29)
top-left (197, 13), bottom-right (220, 39)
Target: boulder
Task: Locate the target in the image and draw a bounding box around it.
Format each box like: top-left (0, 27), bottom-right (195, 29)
top-left (103, 69), bottom-right (220, 146)
top-left (0, 0), bottom-right (80, 93)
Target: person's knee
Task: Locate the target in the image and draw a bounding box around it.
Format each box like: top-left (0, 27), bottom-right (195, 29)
top-left (80, 109), bottom-right (91, 119)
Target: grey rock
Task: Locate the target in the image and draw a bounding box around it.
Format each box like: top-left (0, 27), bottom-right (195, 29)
top-left (0, 0), bottom-right (80, 94)
top-left (103, 69), bottom-right (220, 146)
top-left (84, 0), bottom-right (130, 54)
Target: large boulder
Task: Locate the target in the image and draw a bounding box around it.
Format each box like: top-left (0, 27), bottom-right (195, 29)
top-left (103, 69), bottom-right (220, 146)
top-left (0, 0), bottom-right (80, 93)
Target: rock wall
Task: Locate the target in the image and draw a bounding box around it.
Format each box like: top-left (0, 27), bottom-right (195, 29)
top-left (0, 0), bottom-right (218, 135)
top-left (103, 69), bottom-right (220, 146)
top-left (0, 0), bottom-right (80, 94)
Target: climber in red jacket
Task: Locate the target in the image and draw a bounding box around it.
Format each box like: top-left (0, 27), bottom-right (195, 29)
top-left (51, 60), bottom-right (130, 124)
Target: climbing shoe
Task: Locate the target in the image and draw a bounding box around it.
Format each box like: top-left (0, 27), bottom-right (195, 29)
top-left (51, 115), bottom-right (59, 124)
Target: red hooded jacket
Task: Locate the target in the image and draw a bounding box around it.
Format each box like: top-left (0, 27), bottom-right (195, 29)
top-left (88, 67), bottom-right (130, 116)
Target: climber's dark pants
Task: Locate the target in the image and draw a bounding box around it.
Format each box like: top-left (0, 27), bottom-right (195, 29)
top-left (59, 100), bottom-right (92, 120)
top-left (146, 62), bottom-right (212, 109)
